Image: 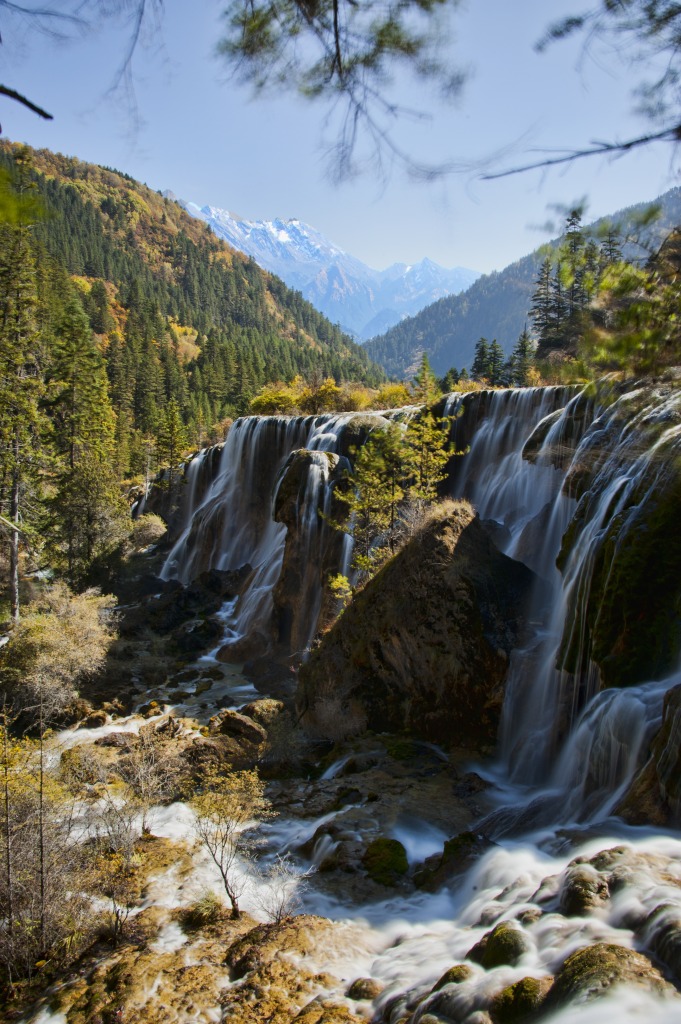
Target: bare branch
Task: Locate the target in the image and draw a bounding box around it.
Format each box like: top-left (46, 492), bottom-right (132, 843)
top-left (0, 85), bottom-right (53, 121)
top-left (481, 124), bottom-right (681, 180)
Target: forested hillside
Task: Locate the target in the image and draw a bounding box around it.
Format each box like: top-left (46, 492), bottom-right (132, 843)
top-left (365, 187), bottom-right (681, 378)
top-left (0, 141), bottom-right (386, 604)
top-left (0, 141), bottom-right (384, 449)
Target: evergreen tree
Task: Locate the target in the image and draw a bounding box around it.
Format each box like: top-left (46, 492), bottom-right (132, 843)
top-left (487, 339), bottom-right (506, 385)
top-left (0, 158), bottom-right (46, 620)
top-left (49, 294), bottom-right (116, 469)
top-left (471, 337), bottom-right (491, 381)
top-left (403, 407), bottom-right (451, 505)
top-left (156, 399), bottom-right (188, 492)
top-left (507, 327), bottom-right (535, 386)
top-left (411, 352), bottom-right (440, 404)
top-left (530, 255), bottom-right (554, 351)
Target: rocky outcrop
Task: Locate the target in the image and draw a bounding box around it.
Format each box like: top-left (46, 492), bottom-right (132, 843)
top-left (617, 682), bottom-right (681, 827)
top-left (272, 448), bottom-right (350, 655)
top-left (297, 502), bottom-right (539, 748)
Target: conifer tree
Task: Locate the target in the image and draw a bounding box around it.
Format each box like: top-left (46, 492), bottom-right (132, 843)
top-left (507, 327), bottom-right (535, 386)
top-left (471, 337), bottom-right (492, 381)
top-left (50, 294), bottom-right (116, 469)
top-left (156, 398), bottom-right (188, 492)
top-left (530, 255), bottom-right (554, 351)
top-left (0, 156), bottom-right (46, 619)
top-left (487, 340), bottom-right (506, 385)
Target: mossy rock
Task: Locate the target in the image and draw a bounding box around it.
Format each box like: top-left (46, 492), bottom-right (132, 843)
top-left (544, 942), bottom-right (674, 1009)
top-left (346, 977), bottom-right (384, 1000)
top-left (558, 864), bottom-right (609, 916)
top-left (468, 921), bottom-right (530, 969)
top-left (362, 837), bottom-right (408, 886)
top-left (489, 976), bottom-right (552, 1024)
top-left (384, 736), bottom-right (418, 761)
top-left (431, 964), bottom-right (473, 991)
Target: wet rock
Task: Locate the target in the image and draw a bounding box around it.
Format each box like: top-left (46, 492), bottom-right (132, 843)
top-left (94, 731), bottom-right (136, 749)
top-left (489, 976), bottom-right (552, 1024)
top-left (558, 863), bottom-right (610, 916)
top-left (362, 837), bottom-right (409, 886)
top-left (171, 616), bottom-right (223, 654)
top-left (240, 697), bottom-right (285, 727)
top-left (467, 921), bottom-right (530, 969)
top-left (543, 942), bottom-right (676, 1010)
top-left (82, 709), bottom-right (109, 728)
top-left (347, 977), bottom-right (385, 1000)
top-left (415, 831), bottom-right (493, 891)
top-left (208, 708), bottom-right (267, 745)
top-left (299, 502), bottom-right (539, 749)
top-left (337, 414), bottom-right (391, 459)
top-left (618, 683), bottom-right (681, 828)
top-left (431, 965), bottom-right (474, 992)
top-left (641, 904), bottom-right (681, 982)
top-left (217, 631), bottom-right (270, 663)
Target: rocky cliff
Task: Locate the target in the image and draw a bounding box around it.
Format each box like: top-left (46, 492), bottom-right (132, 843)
top-left (297, 501), bottom-right (539, 748)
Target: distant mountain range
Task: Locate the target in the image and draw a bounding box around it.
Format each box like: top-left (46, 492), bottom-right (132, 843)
top-left (364, 187), bottom-right (681, 379)
top-left (169, 197), bottom-right (480, 339)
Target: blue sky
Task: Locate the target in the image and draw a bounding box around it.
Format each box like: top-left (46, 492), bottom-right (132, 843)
top-left (3, 0), bottom-right (678, 274)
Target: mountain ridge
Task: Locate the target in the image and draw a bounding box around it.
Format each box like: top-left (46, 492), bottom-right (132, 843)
top-left (364, 186), bottom-right (681, 378)
top-left (171, 196), bottom-right (480, 339)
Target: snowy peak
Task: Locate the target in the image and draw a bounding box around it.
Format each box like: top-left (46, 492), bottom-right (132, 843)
top-left (176, 196), bottom-right (480, 338)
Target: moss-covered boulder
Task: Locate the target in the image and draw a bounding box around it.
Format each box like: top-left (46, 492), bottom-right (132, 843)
top-left (489, 976), bottom-right (552, 1024)
top-left (362, 837), bottom-right (409, 886)
top-left (467, 921), bottom-right (530, 969)
top-left (543, 942), bottom-right (675, 1010)
top-left (346, 977), bottom-right (385, 1000)
top-left (431, 964), bottom-right (474, 991)
top-left (298, 502), bottom-right (539, 748)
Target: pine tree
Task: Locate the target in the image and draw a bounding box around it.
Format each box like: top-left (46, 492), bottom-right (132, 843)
top-left (488, 339), bottom-right (506, 385)
top-left (403, 408), bottom-right (451, 505)
top-left (49, 294), bottom-right (116, 469)
top-left (0, 158), bottom-right (46, 620)
top-left (507, 327), bottom-right (535, 386)
top-left (334, 424), bottom-right (405, 584)
top-left (156, 398), bottom-right (188, 492)
top-left (471, 337), bottom-right (491, 381)
top-left (411, 353), bottom-right (440, 404)
top-left (530, 255), bottom-right (554, 351)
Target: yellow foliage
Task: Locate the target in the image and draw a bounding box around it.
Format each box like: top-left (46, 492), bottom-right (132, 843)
top-left (374, 383), bottom-right (412, 408)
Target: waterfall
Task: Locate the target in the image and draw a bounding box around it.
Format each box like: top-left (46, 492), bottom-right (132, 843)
top-left (446, 381), bottom-right (681, 822)
top-left (160, 412), bottom-right (370, 655)
top-left (160, 381), bottom-right (681, 821)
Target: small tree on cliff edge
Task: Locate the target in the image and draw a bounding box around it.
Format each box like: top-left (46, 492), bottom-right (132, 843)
top-left (191, 766), bottom-right (272, 919)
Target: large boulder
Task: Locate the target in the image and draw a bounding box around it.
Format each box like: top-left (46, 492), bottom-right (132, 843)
top-left (297, 501), bottom-right (539, 748)
top-left (542, 943), bottom-right (676, 1010)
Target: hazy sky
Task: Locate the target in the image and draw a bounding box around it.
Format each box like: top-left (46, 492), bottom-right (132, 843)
top-left (3, 0), bottom-right (679, 274)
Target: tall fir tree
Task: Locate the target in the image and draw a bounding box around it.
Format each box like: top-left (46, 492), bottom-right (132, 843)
top-left (0, 156), bottom-right (46, 619)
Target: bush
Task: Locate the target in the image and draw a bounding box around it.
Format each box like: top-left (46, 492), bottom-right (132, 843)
top-left (130, 513), bottom-right (167, 550)
top-left (182, 890), bottom-right (224, 929)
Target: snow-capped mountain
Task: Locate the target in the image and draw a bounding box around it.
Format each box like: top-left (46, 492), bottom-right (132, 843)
top-left (174, 197), bottom-right (480, 339)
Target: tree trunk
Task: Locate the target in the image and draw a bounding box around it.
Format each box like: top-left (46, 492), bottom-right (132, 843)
top-left (9, 457), bottom-right (20, 623)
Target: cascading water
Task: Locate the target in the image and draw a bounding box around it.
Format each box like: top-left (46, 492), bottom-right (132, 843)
top-left (160, 411), bottom-right (384, 656)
